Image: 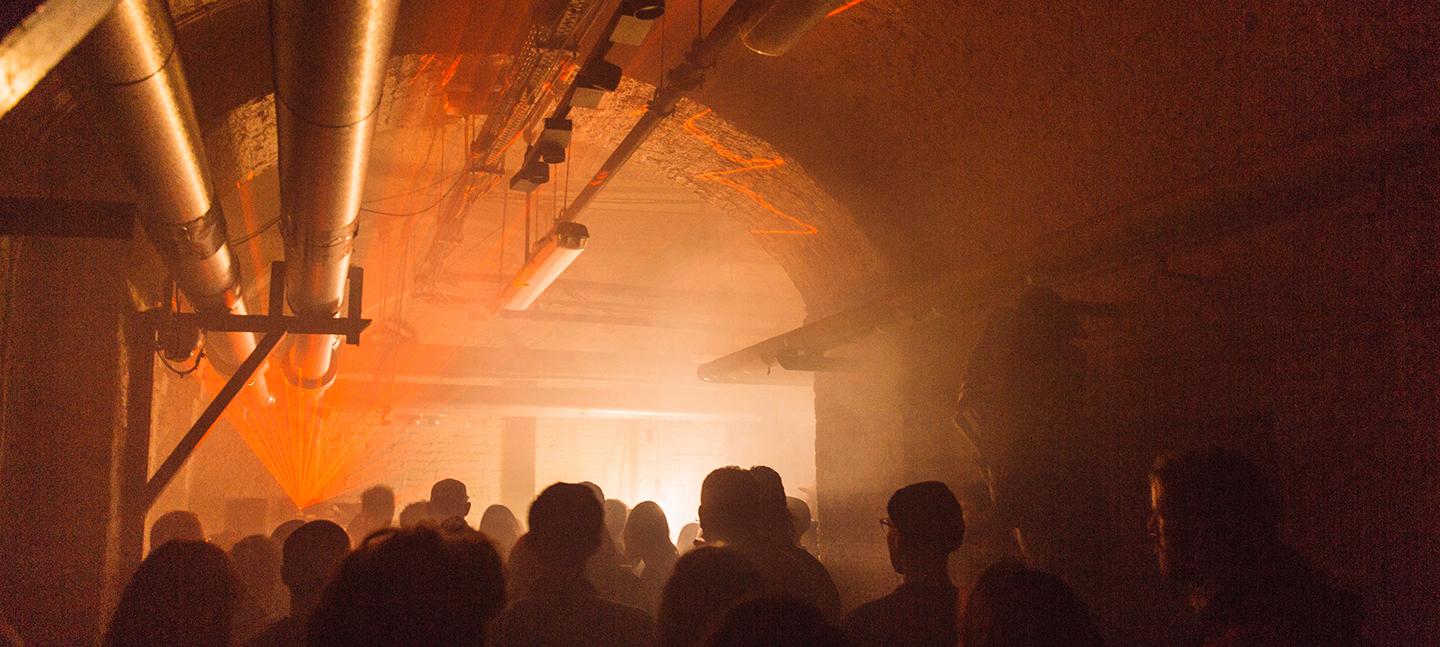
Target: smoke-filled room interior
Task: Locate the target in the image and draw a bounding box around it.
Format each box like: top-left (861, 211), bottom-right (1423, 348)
top-left (0, 1), bottom-right (1436, 646)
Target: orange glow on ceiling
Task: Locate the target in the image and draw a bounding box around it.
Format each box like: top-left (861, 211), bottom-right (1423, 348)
top-left (209, 142), bottom-right (484, 508)
top-left (826, 0), bottom-right (869, 18)
top-left (682, 108), bottom-right (818, 236)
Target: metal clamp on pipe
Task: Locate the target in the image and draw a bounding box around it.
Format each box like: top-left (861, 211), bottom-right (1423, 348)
top-left (78, 0), bottom-right (272, 401)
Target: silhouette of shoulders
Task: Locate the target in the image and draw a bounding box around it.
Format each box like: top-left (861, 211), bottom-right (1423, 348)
top-left (490, 583), bottom-right (655, 647)
top-left (843, 582), bottom-right (958, 647)
top-left (248, 616), bottom-right (300, 647)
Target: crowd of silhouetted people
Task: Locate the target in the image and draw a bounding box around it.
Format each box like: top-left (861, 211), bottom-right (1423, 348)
top-left (12, 447), bottom-right (1356, 646)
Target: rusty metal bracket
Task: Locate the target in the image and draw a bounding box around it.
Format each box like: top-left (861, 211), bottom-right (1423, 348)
top-left (140, 261), bottom-right (371, 509)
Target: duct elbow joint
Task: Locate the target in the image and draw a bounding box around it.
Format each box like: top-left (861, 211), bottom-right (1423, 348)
top-left (283, 334), bottom-right (339, 391)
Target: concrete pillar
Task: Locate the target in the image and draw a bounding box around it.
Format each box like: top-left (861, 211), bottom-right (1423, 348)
top-left (499, 417), bottom-right (536, 517)
top-left (0, 236), bottom-right (136, 646)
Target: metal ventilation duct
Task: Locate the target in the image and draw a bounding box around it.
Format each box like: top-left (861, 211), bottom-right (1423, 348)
top-left (741, 0), bottom-right (845, 57)
top-left (78, 0), bottom-right (270, 398)
top-left (271, 0), bottom-right (400, 389)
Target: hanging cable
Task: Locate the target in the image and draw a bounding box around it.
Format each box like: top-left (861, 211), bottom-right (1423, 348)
top-left (498, 158), bottom-right (509, 289)
top-left (551, 156), bottom-right (559, 226)
top-left (231, 217), bottom-right (280, 246)
top-left (523, 190), bottom-right (533, 261)
top-left (659, 11), bottom-right (666, 93)
top-left (359, 173), bottom-right (468, 217)
top-left (158, 347), bottom-right (205, 377)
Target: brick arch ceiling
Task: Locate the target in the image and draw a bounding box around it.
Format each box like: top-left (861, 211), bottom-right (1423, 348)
top-left (180, 0), bottom-right (889, 317)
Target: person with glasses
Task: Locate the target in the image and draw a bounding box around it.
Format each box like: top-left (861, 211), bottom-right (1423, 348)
top-left (843, 481), bottom-right (967, 647)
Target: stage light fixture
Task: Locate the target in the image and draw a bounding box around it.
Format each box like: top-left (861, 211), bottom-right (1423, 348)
top-left (571, 60), bottom-right (622, 108)
top-left (611, 0), bottom-right (666, 46)
top-left (537, 117), bottom-right (573, 164)
top-left (509, 147), bottom-right (551, 193)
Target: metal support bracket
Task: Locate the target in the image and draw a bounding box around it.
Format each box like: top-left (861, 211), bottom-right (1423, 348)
top-left (140, 261), bottom-right (371, 510)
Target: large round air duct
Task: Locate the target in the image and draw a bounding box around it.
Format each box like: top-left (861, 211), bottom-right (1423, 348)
top-left (271, 0), bottom-right (400, 389)
top-left (79, 0), bottom-right (272, 401)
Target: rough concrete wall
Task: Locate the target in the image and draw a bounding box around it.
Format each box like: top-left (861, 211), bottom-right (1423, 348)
top-left (1057, 161), bottom-right (1440, 645)
top-left (822, 157), bottom-right (1440, 642)
top-left (0, 237), bottom-right (132, 646)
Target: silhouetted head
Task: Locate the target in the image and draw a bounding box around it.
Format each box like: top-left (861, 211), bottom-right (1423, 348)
top-left (625, 501), bottom-right (675, 562)
top-left (748, 466), bottom-right (795, 546)
top-left (528, 482), bottom-right (605, 569)
top-left (959, 562), bottom-right (1103, 647)
top-left (786, 497), bottom-right (812, 544)
top-left (104, 540), bottom-right (239, 647)
top-left (229, 535), bottom-right (282, 613)
top-left (658, 546), bottom-right (764, 647)
top-left (580, 481), bottom-right (605, 502)
top-left (271, 519), bottom-right (306, 545)
top-left (398, 500), bottom-right (430, 527)
top-left (149, 510), bottom-right (204, 552)
top-left (1148, 447), bottom-right (1280, 584)
top-left (884, 481), bottom-right (966, 573)
top-left (429, 479), bottom-right (471, 522)
top-left (479, 504), bottom-right (522, 559)
top-left (705, 595), bottom-right (849, 647)
top-left (506, 533), bottom-right (539, 601)
top-left (700, 467), bottom-right (764, 543)
top-left (604, 499), bottom-right (630, 552)
top-left (678, 522), bottom-right (702, 554)
top-left (308, 526), bottom-right (504, 647)
top-left (282, 520), bottom-right (350, 602)
top-left (360, 486), bottom-right (396, 521)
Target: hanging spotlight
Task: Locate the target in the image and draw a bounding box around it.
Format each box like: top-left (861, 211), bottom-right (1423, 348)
top-left (536, 117), bottom-right (573, 164)
top-left (158, 318), bottom-right (203, 364)
top-left (612, 0), bottom-right (666, 46)
top-left (500, 222), bottom-right (590, 311)
top-left (742, 0), bottom-right (844, 57)
top-left (509, 146), bottom-right (550, 192)
top-left (571, 59), bottom-right (622, 108)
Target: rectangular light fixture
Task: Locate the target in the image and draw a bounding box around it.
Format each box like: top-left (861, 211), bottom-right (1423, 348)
top-left (500, 222), bottom-right (590, 311)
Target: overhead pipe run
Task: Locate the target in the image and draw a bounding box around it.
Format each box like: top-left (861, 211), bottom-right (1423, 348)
top-left (77, 0), bottom-right (272, 403)
top-left (271, 0), bottom-right (400, 390)
top-left (741, 0), bottom-right (846, 57)
top-left (0, 0), bottom-right (117, 120)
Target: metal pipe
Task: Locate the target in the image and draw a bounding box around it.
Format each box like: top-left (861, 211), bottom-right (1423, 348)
top-left (0, 0), bottom-right (117, 120)
top-left (77, 0), bottom-right (271, 400)
top-left (559, 0), bottom-right (771, 223)
top-left (271, 0), bottom-right (400, 388)
top-left (742, 0), bottom-right (845, 57)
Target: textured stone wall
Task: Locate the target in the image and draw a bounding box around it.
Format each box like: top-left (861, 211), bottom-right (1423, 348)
top-left (816, 160), bottom-right (1440, 643)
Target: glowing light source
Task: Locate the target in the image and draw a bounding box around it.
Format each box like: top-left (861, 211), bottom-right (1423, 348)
top-left (499, 222), bottom-right (590, 311)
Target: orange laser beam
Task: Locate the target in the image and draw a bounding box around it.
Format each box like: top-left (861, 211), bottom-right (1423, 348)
top-left (826, 0), bottom-right (868, 18)
top-left (682, 109), bottom-right (818, 236)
